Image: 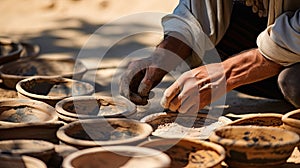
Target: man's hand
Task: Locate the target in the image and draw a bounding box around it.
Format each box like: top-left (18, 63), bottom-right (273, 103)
top-left (119, 57), bottom-right (167, 105)
top-left (161, 48), bottom-right (283, 113)
top-left (119, 35), bottom-right (192, 105)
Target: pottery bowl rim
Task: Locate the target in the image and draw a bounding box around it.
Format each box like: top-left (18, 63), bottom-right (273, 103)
top-left (228, 113), bottom-right (283, 126)
top-left (0, 99), bottom-right (58, 125)
top-left (62, 145), bottom-right (171, 168)
top-left (0, 139), bottom-right (54, 155)
top-left (0, 155), bottom-right (47, 168)
top-left (209, 125), bottom-right (300, 149)
top-left (282, 109), bottom-right (300, 128)
top-left (0, 58), bottom-right (87, 79)
top-left (16, 76), bottom-right (94, 100)
top-left (57, 118), bottom-right (153, 147)
top-left (55, 95), bottom-right (136, 119)
top-left (138, 138), bottom-right (225, 168)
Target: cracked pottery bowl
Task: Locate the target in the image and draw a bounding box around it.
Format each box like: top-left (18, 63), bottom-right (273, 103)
top-left (62, 146), bottom-right (171, 168)
top-left (57, 118), bottom-right (153, 149)
top-left (139, 138), bottom-right (225, 168)
top-left (16, 76), bottom-right (94, 106)
top-left (209, 125), bottom-right (299, 168)
top-left (55, 95), bottom-right (136, 123)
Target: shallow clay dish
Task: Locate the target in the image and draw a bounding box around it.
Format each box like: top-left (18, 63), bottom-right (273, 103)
top-left (0, 37), bottom-right (23, 65)
top-left (56, 96), bottom-right (136, 122)
top-left (0, 122), bottom-right (64, 144)
top-left (57, 118), bottom-right (153, 149)
top-left (0, 155), bottom-right (47, 168)
top-left (16, 76), bottom-right (94, 106)
top-left (140, 112), bottom-right (231, 140)
top-left (228, 113), bottom-right (283, 127)
top-left (0, 99), bottom-right (58, 125)
top-left (0, 139), bottom-right (55, 163)
top-left (0, 57), bottom-right (87, 89)
top-left (139, 138), bottom-right (225, 168)
top-left (209, 125), bottom-right (299, 168)
top-left (62, 146), bottom-right (171, 168)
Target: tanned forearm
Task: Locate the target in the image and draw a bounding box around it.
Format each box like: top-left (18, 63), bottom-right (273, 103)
top-left (223, 48), bottom-right (283, 91)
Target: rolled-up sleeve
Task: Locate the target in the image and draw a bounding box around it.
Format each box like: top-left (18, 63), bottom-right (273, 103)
top-left (257, 9), bottom-right (300, 66)
top-left (162, 0), bottom-right (232, 59)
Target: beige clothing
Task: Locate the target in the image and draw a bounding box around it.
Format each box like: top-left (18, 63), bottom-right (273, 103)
top-left (162, 0), bottom-right (300, 66)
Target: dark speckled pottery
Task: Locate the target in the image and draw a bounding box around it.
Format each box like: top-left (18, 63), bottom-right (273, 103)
top-left (209, 125), bottom-right (299, 168)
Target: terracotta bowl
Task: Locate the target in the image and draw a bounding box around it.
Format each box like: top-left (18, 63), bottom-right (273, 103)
top-left (228, 113), bottom-right (283, 127)
top-left (62, 146), bottom-right (171, 168)
top-left (282, 109), bottom-right (300, 149)
top-left (57, 118), bottom-right (153, 149)
top-left (55, 96), bottom-right (136, 122)
top-left (19, 42), bottom-right (40, 58)
top-left (140, 112), bottom-right (231, 140)
top-left (0, 37), bottom-right (23, 65)
top-left (16, 76), bottom-right (94, 106)
top-left (0, 99), bottom-right (58, 125)
top-left (282, 109), bottom-right (300, 135)
top-left (139, 138), bottom-right (225, 168)
top-left (0, 122), bottom-right (64, 144)
top-left (0, 139), bottom-right (55, 163)
top-left (0, 155), bottom-right (47, 168)
top-left (209, 125), bottom-right (300, 168)
top-left (0, 57), bottom-right (87, 89)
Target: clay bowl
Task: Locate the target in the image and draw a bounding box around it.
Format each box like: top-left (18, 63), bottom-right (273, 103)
top-left (16, 76), bottom-right (94, 106)
top-left (19, 42), bottom-right (40, 58)
top-left (282, 109), bottom-right (300, 135)
top-left (209, 125), bottom-right (300, 168)
top-left (0, 57), bottom-right (87, 89)
top-left (0, 99), bottom-right (58, 125)
top-left (0, 37), bottom-right (23, 65)
top-left (282, 109), bottom-right (300, 149)
top-left (62, 146), bottom-right (171, 168)
top-left (0, 122), bottom-right (64, 144)
top-left (57, 118), bottom-right (153, 149)
top-left (140, 112), bottom-right (231, 140)
top-left (228, 113), bottom-right (283, 127)
top-left (55, 96), bottom-right (136, 122)
top-left (0, 155), bottom-right (47, 168)
top-left (0, 139), bottom-right (55, 163)
top-left (139, 138), bottom-right (225, 168)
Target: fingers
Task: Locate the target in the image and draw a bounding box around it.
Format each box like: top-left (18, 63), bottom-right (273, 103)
top-left (160, 82), bottom-right (180, 109)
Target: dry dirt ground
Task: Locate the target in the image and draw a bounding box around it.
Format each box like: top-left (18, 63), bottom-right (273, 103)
top-left (0, 0), bottom-right (299, 166)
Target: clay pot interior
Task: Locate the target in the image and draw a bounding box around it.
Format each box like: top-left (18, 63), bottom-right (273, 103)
top-left (140, 112), bottom-right (231, 139)
top-left (0, 58), bottom-right (87, 89)
top-left (209, 125), bottom-right (300, 168)
top-left (139, 138), bottom-right (225, 168)
top-left (228, 113), bottom-right (283, 127)
top-left (0, 140), bottom-right (55, 163)
top-left (16, 77), bottom-right (94, 106)
top-left (62, 146), bottom-right (171, 168)
top-left (56, 96), bottom-right (136, 121)
top-left (57, 118), bottom-right (153, 148)
top-left (0, 155), bottom-right (47, 168)
top-left (0, 99), bottom-right (57, 124)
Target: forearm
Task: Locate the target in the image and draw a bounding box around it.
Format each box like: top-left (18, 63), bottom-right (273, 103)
top-left (224, 48), bottom-right (283, 91)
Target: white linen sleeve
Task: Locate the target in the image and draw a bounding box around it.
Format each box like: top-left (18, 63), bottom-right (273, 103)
top-left (257, 9), bottom-right (300, 66)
